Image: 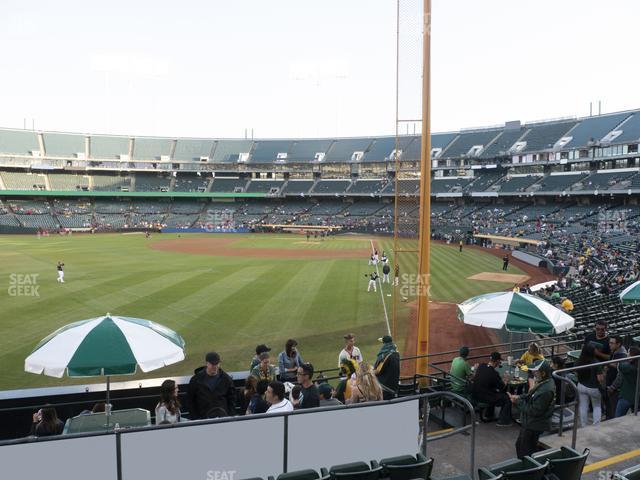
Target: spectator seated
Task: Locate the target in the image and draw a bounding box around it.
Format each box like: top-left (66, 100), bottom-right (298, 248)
top-left (531, 446), bottom-right (589, 480)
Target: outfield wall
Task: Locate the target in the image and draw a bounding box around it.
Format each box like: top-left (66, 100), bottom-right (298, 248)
top-left (161, 227), bottom-right (251, 234)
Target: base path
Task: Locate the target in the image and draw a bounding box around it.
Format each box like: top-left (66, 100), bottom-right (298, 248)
top-left (149, 237), bottom-right (371, 259)
top-left (400, 242), bottom-right (557, 377)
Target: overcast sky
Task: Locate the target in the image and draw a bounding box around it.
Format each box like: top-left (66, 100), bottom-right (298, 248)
top-left (0, 0), bottom-right (638, 139)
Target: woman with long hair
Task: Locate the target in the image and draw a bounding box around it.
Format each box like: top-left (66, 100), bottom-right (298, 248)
top-left (278, 339), bottom-right (304, 383)
top-left (30, 406), bottom-right (63, 437)
top-left (516, 342), bottom-right (544, 367)
top-left (576, 344), bottom-right (604, 426)
top-left (347, 362), bottom-right (383, 404)
top-left (155, 379), bottom-right (181, 424)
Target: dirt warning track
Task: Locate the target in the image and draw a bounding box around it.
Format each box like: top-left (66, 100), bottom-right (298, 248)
top-left (149, 237), bottom-right (371, 259)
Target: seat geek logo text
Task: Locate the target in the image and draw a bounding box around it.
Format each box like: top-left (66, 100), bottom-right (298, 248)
top-left (8, 274), bottom-right (39, 297)
top-left (206, 471), bottom-right (236, 480)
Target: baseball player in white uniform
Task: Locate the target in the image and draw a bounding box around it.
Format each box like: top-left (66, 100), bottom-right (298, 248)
top-left (382, 263), bottom-right (391, 283)
top-left (56, 261), bottom-right (65, 283)
top-left (367, 272), bottom-right (379, 292)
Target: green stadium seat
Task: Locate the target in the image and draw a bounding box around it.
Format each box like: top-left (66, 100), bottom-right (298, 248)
top-left (328, 461), bottom-right (382, 480)
top-left (379, 452), bottom-right (433, 480)
top-left (478, 457), bottom-right (548, 480)
top-left (531, 446), bottom-right (589, 480)
top-left (614, 464), bottom-right (640, 480)
top-left (267, 469), bottom-right (330, 480)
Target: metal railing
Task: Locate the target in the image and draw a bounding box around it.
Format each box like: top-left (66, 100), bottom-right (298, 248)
top-left (553, 354), bottom-right (640, 448)
top-left (314, 329), bottom-right (615, 379)
top-left (421, 391), bottom-right (477, 478)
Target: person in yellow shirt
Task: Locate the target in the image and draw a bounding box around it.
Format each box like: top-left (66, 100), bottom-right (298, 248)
top-left (516, 342), bottom-right (544, 367)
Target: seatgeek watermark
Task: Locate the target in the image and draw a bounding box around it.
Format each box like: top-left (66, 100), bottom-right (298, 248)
top-left (8, 274), bottom-right (39, 297)
top-left (204, 209), bottom-right (235, 232)
top-left (399, 273), bottom-right (432, 298)
top-left (205, 470), bottom-right (236, 480)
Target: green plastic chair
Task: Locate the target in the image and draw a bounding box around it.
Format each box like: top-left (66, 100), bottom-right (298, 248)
top-left (531, 446), bottom-right (589, 480)
top-left (478, 456), bottom-right (548, 480)
top-left (614, 464), bottom-right (640, 480)
top-left (327, 461), bottom-right (383, 480)
top-left (379, 453), bottom-right (434, 480)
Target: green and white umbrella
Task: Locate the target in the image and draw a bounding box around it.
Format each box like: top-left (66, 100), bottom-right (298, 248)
top-left (25, 314), bottom-right (185, 421)
top-left (619, 281), bottom-right (640, 304)
top-left (457, 292), bottom-right (574, 334)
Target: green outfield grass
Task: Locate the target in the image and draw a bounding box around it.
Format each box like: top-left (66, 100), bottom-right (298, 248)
top-left (0, 233), bottom-right (525, 390)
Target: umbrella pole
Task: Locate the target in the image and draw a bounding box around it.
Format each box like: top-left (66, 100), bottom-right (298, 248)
top-left (509, 331), bottom-right (513, 355)
top-left (106, 375), bottom-right (110, 428)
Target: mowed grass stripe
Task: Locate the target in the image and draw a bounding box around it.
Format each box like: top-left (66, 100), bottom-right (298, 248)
top-left (136, 265), bottom-right (276, 330)
top-left (242, 261), bottom-right (334, 337)
top-left (0, 270), bottom-right (204, 355)
top-left (0, 270), bottom-right (166, 340)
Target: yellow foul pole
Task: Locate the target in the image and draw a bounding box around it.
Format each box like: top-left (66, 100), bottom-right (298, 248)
top-left (415, 0), bottom-right (432, 376)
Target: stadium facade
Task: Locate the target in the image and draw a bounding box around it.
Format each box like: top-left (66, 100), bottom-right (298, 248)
top-left (0, 107), bottom-right (639, 234)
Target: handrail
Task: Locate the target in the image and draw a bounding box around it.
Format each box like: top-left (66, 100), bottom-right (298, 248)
top-left (552, 354), bottom-right (640, 448)
top-left (314, 328), bottom-right (619, 378)
top-left (2, 328), bottom-right (637, 426)
top-left (421, 390), bottom-right (477, 478)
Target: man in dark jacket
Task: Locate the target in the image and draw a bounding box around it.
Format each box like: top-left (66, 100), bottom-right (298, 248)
top-left (187, 352), bottom-right (236, 419)
top-left (472, 351), bottom-right (512, 426)
top-left (374, 335), bottom-right (400, 400)
top-left (509, 360), bottom-right (556, 458)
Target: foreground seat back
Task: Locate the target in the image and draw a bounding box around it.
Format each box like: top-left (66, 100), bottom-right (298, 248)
top-left (329, 462), bottom-right (371, 475)
top-left (614, 464), bottom-right (640, 480)
top-left (332, 467), bottom-right (383, 480)
top-left (532, 447), bottom-right (589, 480)
top-left (479, 457), bottom-right (547, 480)
top-left (277, 469), bottom-right (322, 480)
top-left (380, 453), bottom-right (434, 480)
top-left (500, 460), bottom-right (548, 480)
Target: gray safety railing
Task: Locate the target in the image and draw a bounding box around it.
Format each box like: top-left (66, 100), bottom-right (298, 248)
top-left (553, 353), bottom-right (640, 448)
top-left (421, 390), bottom-right (477, 478)
top-left (0, 391), bottom-right (477, 480)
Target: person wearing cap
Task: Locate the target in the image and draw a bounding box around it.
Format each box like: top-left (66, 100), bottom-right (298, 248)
top-left (249, 352), bottom-right (277, 382)
top-left (367, 271), bottom-right (379, 292)
top-left (187, 352), bottom-right (236, 419)
top-left (374, 335), bottom-right (400, 400)
top-left (449, 346), bottom-right (476, 396)
top-left (338, 334), bottom-right (363, 368)
top-left (249, 344), bottom-right (271, 371)
top-left (560, 296), bottom-right (574, 312)
top-left (508, 360), bottom-right (556, 458)
top-left (335, 357), bottom-right (358, 404)
top-left (318, 383), bottom-right (343, 407)
top-left (382, 262), bottom-right (391, 284)
top-left (471, 352), bottom-right (513, 426)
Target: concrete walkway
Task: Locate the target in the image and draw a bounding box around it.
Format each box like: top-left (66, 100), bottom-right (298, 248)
top-left (539, 414), bottom-right (640, 479)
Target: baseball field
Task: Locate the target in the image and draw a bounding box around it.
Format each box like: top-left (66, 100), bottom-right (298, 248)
top-left (0, 232), bottom-right (530, 391)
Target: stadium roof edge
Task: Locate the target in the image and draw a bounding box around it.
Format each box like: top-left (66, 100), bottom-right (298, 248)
top-left (1, 105), bottom-right (639, 141)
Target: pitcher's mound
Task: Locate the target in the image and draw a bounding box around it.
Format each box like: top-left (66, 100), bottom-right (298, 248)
top-left (467, 272), bottom-right (530, 283)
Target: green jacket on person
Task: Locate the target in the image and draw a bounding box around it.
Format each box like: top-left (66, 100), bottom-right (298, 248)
top-left (619, 363), bottom-right (638, 404)
top-left (515, 378), bottom-right (556, 432)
